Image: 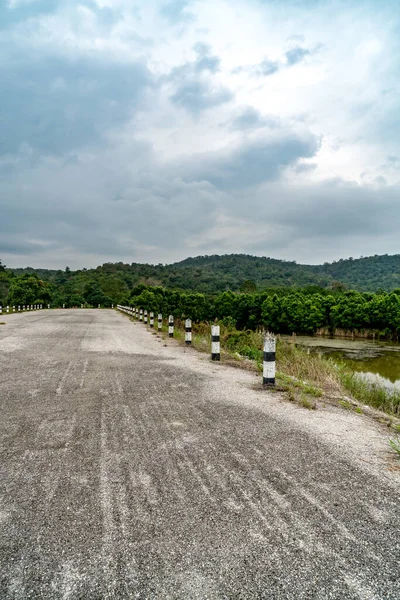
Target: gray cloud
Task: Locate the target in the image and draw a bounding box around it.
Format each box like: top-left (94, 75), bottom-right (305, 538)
top-left (159, 0), bottom-right (194, 24)
top-left (284, 46), bottom-right (311, 66)
top-left (170, 80), bottom-right (233, 113)
top-left (230, 107), bottom-right (279, 130)
top-left (0, 57), bottom-right (152, 156)
top-left (1, 1), bottom-right (399, 269)
top-left (179, 131), bottom-right (319, 189)
top-left (235, 43), bottom-right (319, 78)
top-left (167, 42), bottom-right (233, 113)
top-left (257, 59), bottom-right (280, 76)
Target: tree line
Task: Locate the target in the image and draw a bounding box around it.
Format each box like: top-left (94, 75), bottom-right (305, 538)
top-left (2, 259), bottom-right (400, 338)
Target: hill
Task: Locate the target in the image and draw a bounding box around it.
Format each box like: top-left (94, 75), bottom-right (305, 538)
top-left (3, 253), bottom-right (400, 307)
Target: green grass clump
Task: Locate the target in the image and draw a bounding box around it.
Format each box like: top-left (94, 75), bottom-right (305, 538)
top-left (337, 367), bottom-right (400, 417)
top-left (156, 318), bottom-right (400, 418)
top-left (389, 437), bottom-right (400, 457)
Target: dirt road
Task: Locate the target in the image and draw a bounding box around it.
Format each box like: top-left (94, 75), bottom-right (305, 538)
top-left (0, 309), bottom-right (399, 599)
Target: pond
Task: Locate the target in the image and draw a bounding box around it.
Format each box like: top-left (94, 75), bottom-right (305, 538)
top-left (282, 335), bottom-right (400, 392)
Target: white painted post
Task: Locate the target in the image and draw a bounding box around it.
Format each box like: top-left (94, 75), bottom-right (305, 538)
top-left (158, 313), bottom-right (162, 331)
top-left (40, 304), bottom-right (42, 309)
top-left (139, 309), bottom-right (143, 322)
top-left (13, 306), bottom-right (15, 312)
top-left (263, 334), bottom-right (276, 386)
top-left (144, 310), bottom-right (148, 324)
top-left (18, 305), bottom-right (20, 312)
top-left (136, 308), bottom-right (139, 319)
top-left (23, 305), bottom-right (25, 311)
top-left (98, 304), bottom-right (101, 309)
top-left (150, 312), bottom-right (154, 328)
top-left (0, 306), bottom-right (2, 314)
top-left (112, 304), bottom-right (114, 309)
top-left (185, 319), bottom-right (192, 345)
top-left (6, 306), bottom-right (9, 313)
top-left (48, 304), bottom-right (50, 309)
top-left (211, 325), bottom-right (220, 361)
top-left (168, 315), bottom-right (174, 338)
top-left (63, 304), bottom-right (65, 309)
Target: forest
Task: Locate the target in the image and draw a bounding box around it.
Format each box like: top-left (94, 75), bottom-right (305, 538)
top-left (2, 255), bottom-right (400, 339)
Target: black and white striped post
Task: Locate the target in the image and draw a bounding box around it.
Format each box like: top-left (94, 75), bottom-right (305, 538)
top-left (211, 325), bottom-right (220, 361)
top-left (23, 305), bottom-right (25, 311)
top-left (13, 306), bottom-right (15, 312)
top-left (158, 313), bottom-right (162, 331)
top-left (185, 319), bottom-right (192, 345)
top-left (140, 309), bottom-right (143, 322)
top-left (6, 306), bottom-right (9, 313)
top-left (144, 310), bottom-right (148, 324)
top-left (263, 334), bottom-right (276, 386)
top-left (18, 305), bottom-right (20, 312)
top-left (150, 312), bottom-right (154, 328)
top-left (48, 304), bottom-right (50, 309)
top-left (112, 304), bottom-right (114, 309)
top-left (136, 308), bottom-right (139, 319)
top-left (0, 306), bottom-right (2, 315)
top-left (168, 315), bottom-right (174, 337)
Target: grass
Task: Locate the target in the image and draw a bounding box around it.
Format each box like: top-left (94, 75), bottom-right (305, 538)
top-left (127, 311), bottom-right (400, 419)
top-left (389, 437), bottom-right (400, 458)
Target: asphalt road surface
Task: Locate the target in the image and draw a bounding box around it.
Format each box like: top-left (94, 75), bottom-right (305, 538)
top-left (0, 309), bottom-right (399, 599)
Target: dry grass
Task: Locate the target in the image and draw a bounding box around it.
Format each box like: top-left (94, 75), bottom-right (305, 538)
top-left (149, 316), bottom-right (400, 419)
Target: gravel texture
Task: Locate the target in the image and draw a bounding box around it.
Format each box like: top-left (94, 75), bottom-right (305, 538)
top-left (0, 309), bottom-right (399, 599)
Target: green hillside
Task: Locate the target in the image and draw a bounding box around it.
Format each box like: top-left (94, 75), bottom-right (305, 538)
top-left (2, 253), bottom-right (400, 308)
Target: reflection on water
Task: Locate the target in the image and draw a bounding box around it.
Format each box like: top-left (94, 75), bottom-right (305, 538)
top-left (282, 335), bottom-right (400, 391)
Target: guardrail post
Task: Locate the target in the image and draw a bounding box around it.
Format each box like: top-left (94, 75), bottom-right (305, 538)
top-left (150, 312), bottom-right (154, 328)
top-left (6, 306), bottom-right (9, 313)
top-left (13, 306), bottom-right (15, 312)
top-left (168, 315), bottom-right (174, 337)
top-left (185, 319), bottom-right (192, 345)
top-left (263, 334), bottom-right (276, 386)
top-left (158, 313), bottom-right (162, 331)
top-left (144, 310), bottom-right (148, 324)
top-left (18, 305), bottom-right (20, 312)
top-left (139, 309), bottom-right (143, 322)
top-left (211, 325), bottom-right (220, 361)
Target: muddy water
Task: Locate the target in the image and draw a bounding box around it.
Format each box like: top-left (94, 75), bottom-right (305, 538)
top-left (282, 335), bottom-right (400, 391)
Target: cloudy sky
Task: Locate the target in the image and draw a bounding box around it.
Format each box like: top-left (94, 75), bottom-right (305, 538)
top-left (1, 0), bottom-right (399, 268)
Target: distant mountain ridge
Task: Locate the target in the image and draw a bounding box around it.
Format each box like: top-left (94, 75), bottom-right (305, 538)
top-left (10, 252), bottom-right (400, 293)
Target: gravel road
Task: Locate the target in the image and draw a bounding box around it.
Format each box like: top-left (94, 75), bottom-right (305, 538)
top-left (0, 309), bottom-right (399, 599)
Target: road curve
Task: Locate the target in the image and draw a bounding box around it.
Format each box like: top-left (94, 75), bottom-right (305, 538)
top-left (0, 309), bottom-right (399, 599)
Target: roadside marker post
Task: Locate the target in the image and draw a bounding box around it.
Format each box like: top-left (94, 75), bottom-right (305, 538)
top-left (6, 306), bottom-right (9, 313)
top-left (18, 306), bottom-right (20, 312)
top-left (144, 310), bottom-right (148, 324)
top-left (211, 325), bottom-right (220, 361)
top-left (13, 306), bottom-right (15, 312)
top-left (185, 319), bottom-right (192, 345)
top-left (158, 314), bottom-right (162, 331)
top-left (168, 315), bottom-right (174, 338)
top-left (150, 312), bottom-right (154, 328)
top-left (140, 309), bottom-right (143, 322)
top-left (263, 334), bottom-right (276, 386)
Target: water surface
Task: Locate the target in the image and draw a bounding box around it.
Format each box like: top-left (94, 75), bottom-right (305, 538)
top-left (283, 335), bottom-right (400, 391)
